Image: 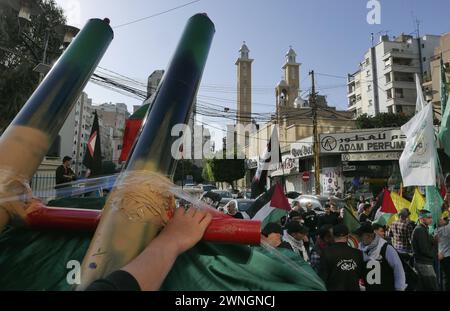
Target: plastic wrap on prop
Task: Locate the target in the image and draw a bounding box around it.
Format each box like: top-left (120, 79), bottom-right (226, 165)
top-left (23, 174), bottom-right (261, 244)
top-left (0, 18), bottom-right (113, 231)
top-left (0, 168), bottom-right (41, 227)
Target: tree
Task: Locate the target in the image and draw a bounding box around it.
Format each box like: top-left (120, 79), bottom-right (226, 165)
top-left (356, 113), bottom-right (412, 129)
top-left (173, 160), bottom-right (204, 184)
top-left (202, 153), bottom-right (245, 189)
top-left (0, 0), bottom-right (66, 131)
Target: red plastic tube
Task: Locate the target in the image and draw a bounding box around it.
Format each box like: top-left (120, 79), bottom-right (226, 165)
top-left (26, 202), bottom-right (101, 232)
top-left (25, 202), bottom-right (261, 245)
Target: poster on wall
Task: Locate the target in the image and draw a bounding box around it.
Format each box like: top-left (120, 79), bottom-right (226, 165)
top-left (321, 167), bottom-right (344, 196)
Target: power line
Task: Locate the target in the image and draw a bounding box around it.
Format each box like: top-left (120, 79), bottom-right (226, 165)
top-left (113, 0), bottom-right (202, 29)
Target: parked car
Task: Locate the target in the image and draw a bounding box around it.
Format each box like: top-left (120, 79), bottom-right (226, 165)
top-left (292, 195), bottom-right (346, 215)
top-left (184, 183), bottom-right (197, 188)
top-left (286, 191), bottom-right (302, 205)
top-left (210, 190), bottom-right (233, 199)
top-left (243, 190), bottom-right (252, 199)
top-left (230, 189), bottom-right (241, 199)
top-left (200, 190), bottom-right (233, 209)
top-left (201, 184), bottom-right (217, 192)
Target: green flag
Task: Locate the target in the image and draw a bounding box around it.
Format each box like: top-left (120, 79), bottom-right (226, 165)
top-left (439, 96), bottom-right (450, 157)
top-left (424, 186), bottom-right (444, 228)
top-left (343, 205), bottom-right (360, 233)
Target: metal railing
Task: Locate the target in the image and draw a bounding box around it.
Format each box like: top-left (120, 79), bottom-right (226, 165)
top-left (30, 172), bottom-right (56, 201)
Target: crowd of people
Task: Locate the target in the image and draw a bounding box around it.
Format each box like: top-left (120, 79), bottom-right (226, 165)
top-left (260, 195), bottom-right (450, 291)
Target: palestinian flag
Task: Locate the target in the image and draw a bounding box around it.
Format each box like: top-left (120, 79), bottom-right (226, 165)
top-left (250, 127), bottom-right (282, 199)
top-left (246, 183), bottom-right (290, 228)
top-left (374, 188), bottom-right (397, 226)
top-left (119, 104), bottom-right (150, 163)
top-left (82, 111), bottom-right (102, 176)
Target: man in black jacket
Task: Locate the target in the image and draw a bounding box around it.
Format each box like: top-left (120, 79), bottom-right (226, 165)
top-left (319, 224), bottom-right (364, 291)
top-left (302, 202), bottom-right (318, 240)
top-left (55, 156), bottom-right (77, 197)
top-left (317, 203), bottom-right (341, 228)
top-left (411, 209), bottom-right (439, 291)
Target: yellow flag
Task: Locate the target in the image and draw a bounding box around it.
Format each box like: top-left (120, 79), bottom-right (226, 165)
top-left (390, 192), bottom-right (411, 224)
top-left (409, 187), bottom-right (426, 222)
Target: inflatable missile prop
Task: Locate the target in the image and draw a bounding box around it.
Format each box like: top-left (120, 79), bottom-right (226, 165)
top-left (77, 14), bottom-right (221, 290)
top-left (0, 19), bottom-right (113, 232)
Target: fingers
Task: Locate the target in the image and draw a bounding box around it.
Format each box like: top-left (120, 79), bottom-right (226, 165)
top-left (198, 212), bottom-right (213, 231)
top-left (174, 206), bottom-right (211, 227)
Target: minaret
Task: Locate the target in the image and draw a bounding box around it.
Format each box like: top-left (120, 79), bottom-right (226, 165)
top-left (236, 41), bottom-right (253, 127)
top-left (282, 46), bottom-right (300, 108)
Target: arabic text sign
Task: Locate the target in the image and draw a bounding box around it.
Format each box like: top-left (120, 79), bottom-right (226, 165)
top-left (291, 141), bottom-right (314, 159)
top-left (341, 152), bottom-right (403, 162)
top-left (320, 130), bottom-right (406, 154)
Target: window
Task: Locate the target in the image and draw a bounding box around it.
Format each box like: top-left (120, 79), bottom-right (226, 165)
top-left (367, 85), bottom-right (372, 92)
top-left (365, 58), bottom-right (370, 66)
top-left (423, 57), bottom-right (426, 62)
top-left (385, 73), bottom-right (391, 83)
top-left (118, 145), bottom-right (122, 150)
top-left (366, 70), bottom-right (370, 77)
top-left (394, 88), bottom-right (404, 98)
top-left (422, 43), bottom-right (425, 48)
top-left (368, 100), bottom-right (373, 106)
top-left (387, 89), bottom-right (393, 99)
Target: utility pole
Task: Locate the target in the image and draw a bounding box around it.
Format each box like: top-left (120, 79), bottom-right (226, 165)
top-left (415, 18), bottom-right (424, 83)
top-left (309, 70), bottom-right (321, 195)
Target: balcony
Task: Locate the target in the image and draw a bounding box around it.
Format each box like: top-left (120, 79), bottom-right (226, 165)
top-left (382, 50), bottom-right (417, 61)
top-left (384, 63), bottom-right (419, 74)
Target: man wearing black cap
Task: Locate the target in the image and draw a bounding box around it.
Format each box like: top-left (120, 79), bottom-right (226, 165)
top-left (355, 222), bottom-right (406, 291)
top-left (287, 210), bottom-right (302, 224)
top-left (411, 209), bottom-right (439, 291)
top-left (283, 222), bottom-right (310, 261)
top-left (261, 223), bottom-right (293, 251)
top-left (319, 224), bottom-right (364, 291)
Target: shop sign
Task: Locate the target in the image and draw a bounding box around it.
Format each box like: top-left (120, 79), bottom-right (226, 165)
top-left (341, 152), bottom-right (403, 162)
top-left (320, 129), bottom-right (406, 154)
top-left (291, 141), bottom-right (314, 159)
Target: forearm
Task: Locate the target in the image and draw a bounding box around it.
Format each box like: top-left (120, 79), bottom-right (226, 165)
top-left (121, 234), bottom-right (179, 291)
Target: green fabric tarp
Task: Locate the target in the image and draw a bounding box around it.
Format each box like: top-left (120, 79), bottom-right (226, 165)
top-left (0, 199), bottom-right (325, 291)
